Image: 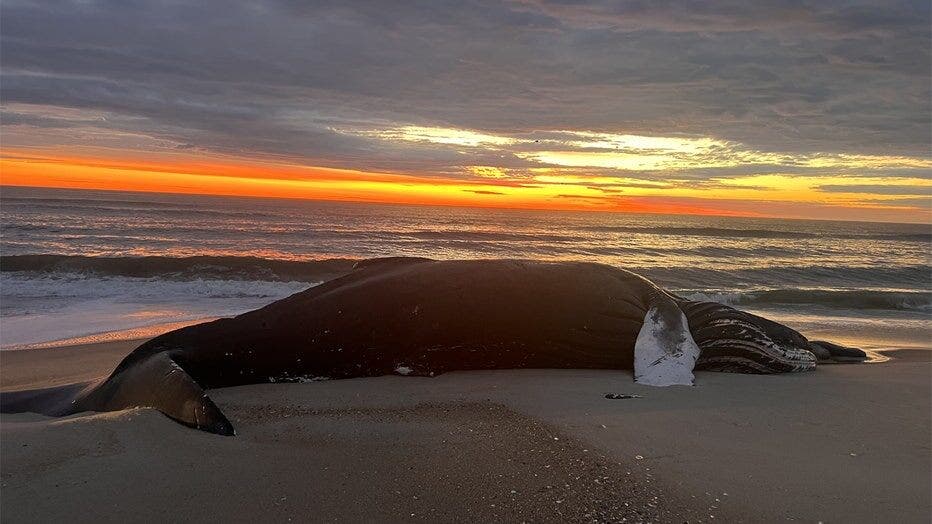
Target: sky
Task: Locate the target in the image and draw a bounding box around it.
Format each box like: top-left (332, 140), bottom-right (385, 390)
top-left (1, 0), bottom-right (930, 222)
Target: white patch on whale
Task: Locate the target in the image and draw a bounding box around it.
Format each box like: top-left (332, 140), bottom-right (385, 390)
top-left (633, 306), bottom-right (701, 386)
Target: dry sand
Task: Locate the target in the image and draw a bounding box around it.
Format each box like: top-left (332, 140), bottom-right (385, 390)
top-left (1, 341), bottom-right (930, 523)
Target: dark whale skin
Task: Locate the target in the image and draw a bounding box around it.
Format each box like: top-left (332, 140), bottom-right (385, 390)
top-left (132, 258), bottom-right (657, 384)
top-left (1, 258), bottom-right (865, 435)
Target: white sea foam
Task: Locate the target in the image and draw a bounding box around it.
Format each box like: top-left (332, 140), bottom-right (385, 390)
top-left (0, 273), bottom-right (315, 349)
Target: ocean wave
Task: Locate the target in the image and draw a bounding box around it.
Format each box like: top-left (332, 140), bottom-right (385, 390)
top-left (2, 196), bottom-right (191, 209)
top-left (0, 254), bottom-right (356, 281)
top-left (4, 255), bottom-right (930, 291)
top-left (581, 225), bottom-right (932, 242)
top-left (641, 264), bottom-right (932, 290)
top-left (0, 273), bottom-right (315, 347)
top-left (678, 288), bottom-right (932, 312)
top-left (0, 223), bottom-right (581, 242)
top-left (0, 273), bottom-right (313, 309)
top-left (1, 255), bottom-right (928, 348)
top-left (405, 230), bottom-right (578, 242)
top-left (2, 197), bottom-right (283, 220)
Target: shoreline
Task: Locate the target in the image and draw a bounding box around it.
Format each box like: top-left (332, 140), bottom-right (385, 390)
top-left (4, 307), bottom-right (929, 353)
top-left (0, 338), bottom-right (149, 391)
top-left (2, 339), bottom-right (930, 521)
top-left (7, 183), bottom-right (932, 226)
top-left (0, 341), bottom-right (932, 522)
top-left (0, 336), bottom-right (926, 393)
top-left (0, 318), bottom-right (218, 352)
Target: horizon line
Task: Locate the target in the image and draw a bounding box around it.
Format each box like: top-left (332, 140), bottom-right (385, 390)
top-left (3, 183), bottom-right (929, 226)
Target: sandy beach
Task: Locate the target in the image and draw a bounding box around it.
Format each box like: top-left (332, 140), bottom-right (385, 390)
top-left (2, 340), bottom-right (929, 523)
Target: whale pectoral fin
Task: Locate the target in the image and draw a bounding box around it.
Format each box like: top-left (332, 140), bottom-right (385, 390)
top-left (78, 353), bottom-right (235, 436)
top-left (633, 294), bottom-right (701, 386)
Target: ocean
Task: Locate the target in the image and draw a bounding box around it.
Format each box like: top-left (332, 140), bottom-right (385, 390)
top-left (1, 185), bottom-right (929, 351)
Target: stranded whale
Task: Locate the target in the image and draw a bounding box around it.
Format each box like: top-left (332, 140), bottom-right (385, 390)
top-left (1, 258), bottom-right (866, 435)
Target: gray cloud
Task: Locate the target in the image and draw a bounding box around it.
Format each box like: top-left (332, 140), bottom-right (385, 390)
top-left (514, 0), bottom-right (930, 37)
top-left (1, 0), bottom-right (929, 178)
top-left (858, 197), bottom-right (931, 208)
top-left (463, 189), bottom-right (506, 195)
top-left (556, 193), bottom-right (611, 200)
top-left (816, 184), bottom-right (932, 195)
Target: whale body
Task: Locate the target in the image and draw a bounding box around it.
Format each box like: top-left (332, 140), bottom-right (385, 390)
top-left (1, 258), bottom-right (866, 435)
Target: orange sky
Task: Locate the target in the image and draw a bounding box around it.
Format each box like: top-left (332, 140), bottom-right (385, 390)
top-left (4, 146), bottom-right (931, 223)
top-left (0, 133), bottom-right (932, 222)
top-left (0, 150), bottom-right (757, 217)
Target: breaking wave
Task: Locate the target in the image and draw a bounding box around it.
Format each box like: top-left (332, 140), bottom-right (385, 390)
top-left (582, 225), bottom-right (932, 242)
top-left (3, 255), bottom-right (930, 314)
top-left (679, 288), bottom-right (932, 312)
top-left (1, 254), bottom-right (356, 282)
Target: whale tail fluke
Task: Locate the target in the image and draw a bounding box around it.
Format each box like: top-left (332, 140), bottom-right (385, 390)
top-left (1, 353), bottom-right (235, 436)
top-left (0, 381), bottom-right (93, 416)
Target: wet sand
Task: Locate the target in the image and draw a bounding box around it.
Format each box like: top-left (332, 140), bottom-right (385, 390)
top-left (1, 340), bottom-right (930, 522)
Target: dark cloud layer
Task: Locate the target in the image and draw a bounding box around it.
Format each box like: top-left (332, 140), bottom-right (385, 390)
top-left (816, 184), bottom-right (932, 195)
top-left (1, 0), bottom-right (929, 176)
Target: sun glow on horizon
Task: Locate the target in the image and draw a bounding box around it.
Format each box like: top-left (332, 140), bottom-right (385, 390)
top-left (1, 151), bottom-right (759, 217)
top-left (2, 142), bottom-right (930, 223)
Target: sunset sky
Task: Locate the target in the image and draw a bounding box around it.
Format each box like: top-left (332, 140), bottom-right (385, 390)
top-left (1, 1), bottom-right (930, 222)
